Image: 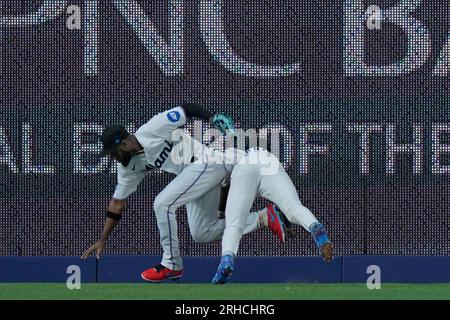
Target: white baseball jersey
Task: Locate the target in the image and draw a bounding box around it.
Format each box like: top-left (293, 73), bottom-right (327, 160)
top-left (110, 106), bottom-right (261, 270)
top-left (113, 106), bottom-right (218, 200)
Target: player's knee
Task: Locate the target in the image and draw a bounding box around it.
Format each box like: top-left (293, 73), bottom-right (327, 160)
top-left (190, 223), bottom-right (220, 243)
top-left (191, 230), bottom-right (209, 243)
top-left (153, 194), bottom-right (170, 215)
top-left (232, 163), bottom-right (260, 180)
top-left (190, 223), bottom-right (214, 243)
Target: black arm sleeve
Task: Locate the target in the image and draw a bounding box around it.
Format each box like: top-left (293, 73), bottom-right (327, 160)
top-left (181, 103), bottom-right (213, 122)
top-left (217, 184), bottom-right (229, 219)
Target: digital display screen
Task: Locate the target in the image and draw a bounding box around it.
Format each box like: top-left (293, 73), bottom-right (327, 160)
top-left (1, 0), bottom-right (449, 257)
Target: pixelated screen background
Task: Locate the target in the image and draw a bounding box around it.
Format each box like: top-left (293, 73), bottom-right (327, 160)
top-left (1, 0), bottom-right (449, 257)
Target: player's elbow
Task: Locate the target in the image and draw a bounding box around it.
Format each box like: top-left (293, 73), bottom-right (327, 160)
top-left (109, 198), bottom-right (126, 213)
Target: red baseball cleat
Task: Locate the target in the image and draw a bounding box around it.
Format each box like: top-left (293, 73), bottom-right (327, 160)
top-left (267, 203), bottom-right (290, 243)
top-left (141, 264), bottom-right (183, 282)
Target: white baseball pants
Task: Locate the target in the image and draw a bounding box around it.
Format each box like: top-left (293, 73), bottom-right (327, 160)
top-left (154, 160), bottom-right (259, 271)
top-left (221, 149), bottom-right (319, 256)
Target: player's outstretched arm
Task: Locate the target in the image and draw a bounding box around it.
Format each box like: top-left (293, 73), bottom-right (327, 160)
top-left (181, 103), bottom-right (213, 122)
top-left (181, 103), bottom-right (236, 135)
top-left (81, 198), bottom-right (126, 259)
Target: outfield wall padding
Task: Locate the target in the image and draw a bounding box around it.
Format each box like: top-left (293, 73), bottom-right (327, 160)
top-left (1, 256), bottom-right (449, 283)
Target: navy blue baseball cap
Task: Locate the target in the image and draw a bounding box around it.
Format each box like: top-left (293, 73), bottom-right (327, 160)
top-left (100, 125), bottom-right (130, 156)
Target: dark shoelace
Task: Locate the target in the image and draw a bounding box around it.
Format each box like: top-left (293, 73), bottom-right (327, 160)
top-left (153, 264), bottom-right (166, 272)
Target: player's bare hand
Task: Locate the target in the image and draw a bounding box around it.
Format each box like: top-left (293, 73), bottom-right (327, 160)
top-left (81, 240), bottom-right (105, 260)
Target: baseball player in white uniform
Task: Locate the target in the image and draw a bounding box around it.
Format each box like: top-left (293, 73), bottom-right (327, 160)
top-left (81, 104), bottom-right (291, 282)
top-left (212, 148), bottom-right (333, 284)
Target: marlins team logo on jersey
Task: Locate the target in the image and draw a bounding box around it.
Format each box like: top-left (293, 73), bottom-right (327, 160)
top-left (145, 140), bottom-right (174, 171)
top-left (167, 111), bottom-right (181, 123)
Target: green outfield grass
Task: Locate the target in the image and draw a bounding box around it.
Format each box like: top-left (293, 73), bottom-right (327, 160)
top-left (1, 283), bottom-right (450, 300)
